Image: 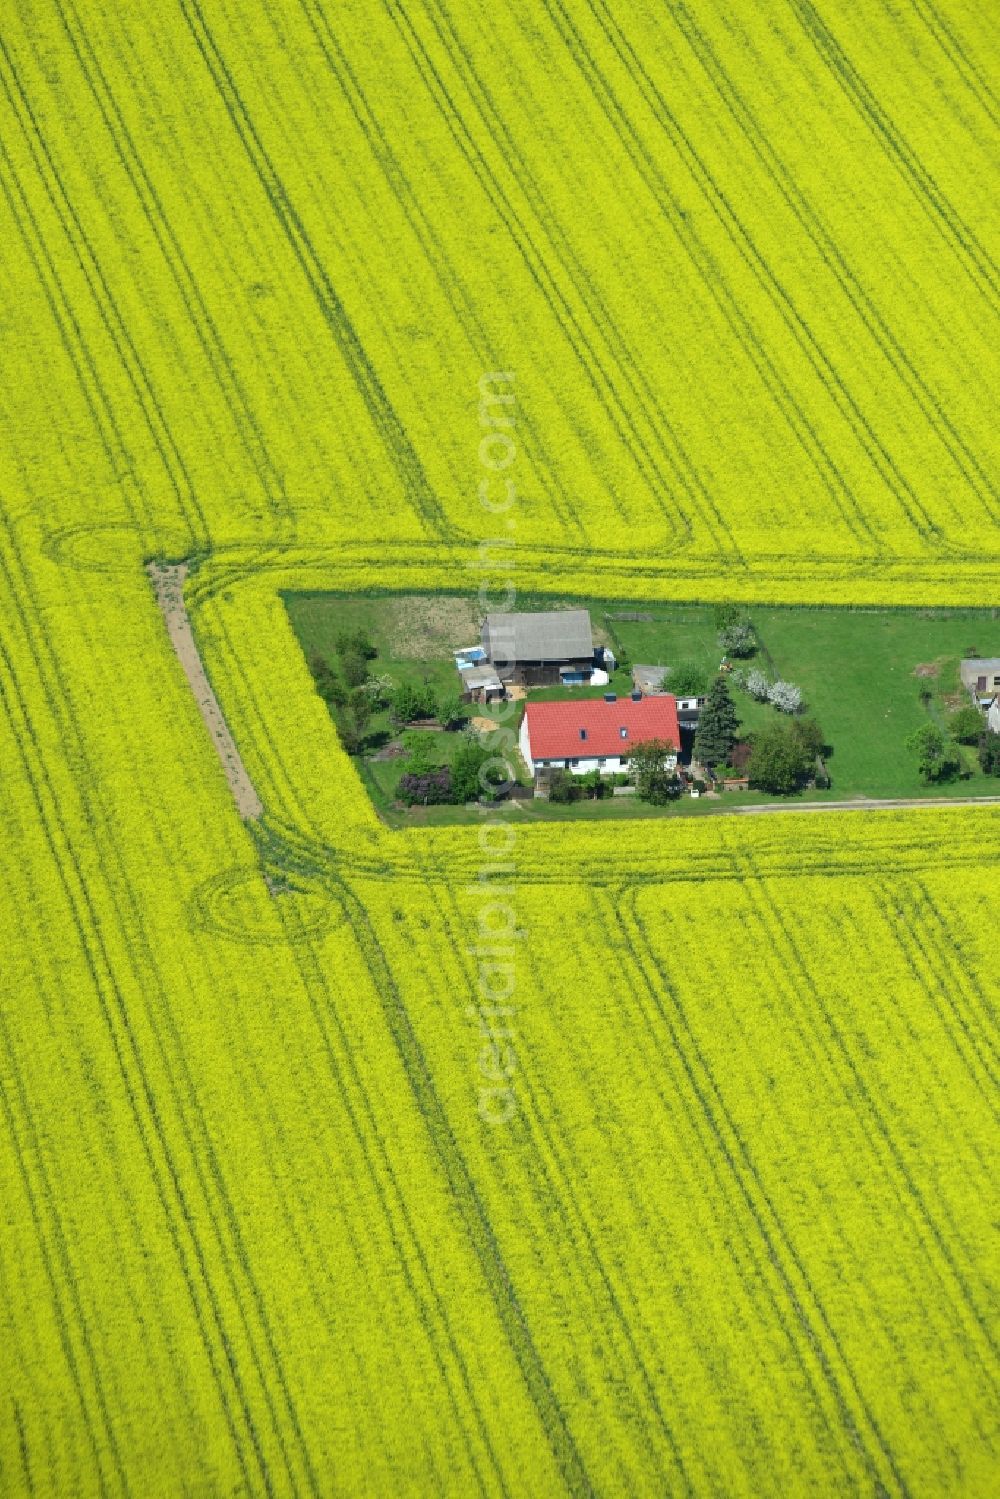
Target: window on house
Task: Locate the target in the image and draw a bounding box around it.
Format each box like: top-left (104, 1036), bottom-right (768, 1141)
top-left (993, 676), bottom-right (1000, 687)
top-left (597, 758), bottom-right (606, 767)
top-left (619, 726), bottom-right (628, 739)
top-left (579, 728), bottom-right (588, 740)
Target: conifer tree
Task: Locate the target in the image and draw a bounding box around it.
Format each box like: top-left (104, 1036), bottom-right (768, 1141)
top-left (694, 674), bottom-right (739, 767)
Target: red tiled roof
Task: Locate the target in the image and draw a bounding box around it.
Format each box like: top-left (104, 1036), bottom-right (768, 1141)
top-left (524, 695), bottom-right (679, 760)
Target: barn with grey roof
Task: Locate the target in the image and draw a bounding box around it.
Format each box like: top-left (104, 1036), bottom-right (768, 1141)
top-left (482, 609), bottom-right (596, 686)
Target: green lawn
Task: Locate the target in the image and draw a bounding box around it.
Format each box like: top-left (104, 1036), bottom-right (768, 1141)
top-left (740, 607), bottom-right (994, 797)
top-left (283, 591), bottom-right (1000, 819)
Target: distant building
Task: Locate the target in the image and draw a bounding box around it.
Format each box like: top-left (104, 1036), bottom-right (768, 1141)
top-left (482, 609), bottom-right (594, 687)
top-left (519, 692), bottom-right (679, 777)
top-left (959, 658), bottom-right (1000, 705)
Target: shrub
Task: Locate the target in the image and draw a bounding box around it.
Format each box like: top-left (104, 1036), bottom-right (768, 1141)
top-left (718, 620), bottom-right (756, 658)
top-left (714, 603), bottom-right (743, 631)
top-left (435, 688), bottom-right (468, 728)
top-left (390, 679), bottom-right (437, 724)
top-left (767, 680), bottom-right (802, 714)
top-left (401, 732), bottom-right (436, 774)
top-left (341, 647), bottom-right (370, 688)
top-left (356, 672), bottom-right (393, 709)
top-left (308, 651), bottom-right (333, 683)
top-left (309, 653), bottom-right (346, 707)
top-left (339, 720), bottom-right (364, 756)
top-left (790, 717), bottom-right (825, 759)
top-left (348, 687), bottom-right (372, 733)
top-left (452, 736), bottom-right (500, 803)
top-left (979, 733), bottom-right (1000, 775)
top-left (336, 628), bottom-right (377, 660)
top-left (398, 768), bottom-right (454, 805)
top-left (548, 768), bottom-right (582, 803)
top-left (949, 706), bottom-right (985, 744)
top-left (666, 661), bottom-right (706, 697)
top-left (747, 721), bottom-right (813, 794)
top-left (745, 668), bottom-right (771, 701)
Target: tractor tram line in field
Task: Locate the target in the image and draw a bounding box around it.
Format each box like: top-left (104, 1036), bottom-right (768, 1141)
top-left (0, 108), bottom-right (154, 539)
top-left (388, 3), bottom-right (711, 548)
top-left (664, 1), bottom-right (1000, 528)
top-left (789, 0), bottom-right (1000, 313)
top-left (740, 873), bottom-right (999, 1374)
top-left (0, 532), bottom-right (321, 1495)
top-left (909, 0), bottom-right (1000, 133)
top-left (616, 888), bottom-right (908, 1495)
top-left (293, 1), bottom-right (587, 541)
top-left (0, 613), bottom-right (260, 1496)
top-left (425, 869), bottom-right (695, 1491)
top-left (157, 561), bottom-right (590, 1492)
top-left (265, 900), bottom-right (509, 1497)
top-left (47, 0), bottom-right (292, 531)
top-left (334, 882), bottom-right (597, 1497)
top-left (2, 0), bottom-right (999, 1489)
top-left (779, 891), bottom-right (1000, 1408)
top-left (881, 884), bottom-right (1000, 1120)
top-left (549, 0), bottom-right (895, 551)
top-left (0, 34), bottom-right (213, 554)
top-left (177, 0), bottom-right (448, 541)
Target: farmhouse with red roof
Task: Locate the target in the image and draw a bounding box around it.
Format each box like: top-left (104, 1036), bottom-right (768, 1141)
top-left (519, 692), bottom-right (679, 778)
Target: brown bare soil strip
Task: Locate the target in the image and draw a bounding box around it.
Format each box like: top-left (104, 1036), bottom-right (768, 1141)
top-left (147, 562), bottom-right (263, 820)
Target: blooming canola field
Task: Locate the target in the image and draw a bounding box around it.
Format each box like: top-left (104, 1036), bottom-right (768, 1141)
top-left (0, 1), bottom-right (998, 1495)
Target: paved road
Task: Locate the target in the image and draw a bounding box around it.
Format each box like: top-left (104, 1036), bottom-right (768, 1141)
top-left (727, 794), bottom-right (1000, 815)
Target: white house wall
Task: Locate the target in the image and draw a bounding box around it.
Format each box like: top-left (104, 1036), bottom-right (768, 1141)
top-left (518, 713), bottom-right (533, 773)
top-left (523, 749), bottom-right (678, 776)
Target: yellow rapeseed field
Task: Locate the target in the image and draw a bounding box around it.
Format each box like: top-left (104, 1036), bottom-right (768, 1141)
top-left (0, 1), bottom-right (997, 1494)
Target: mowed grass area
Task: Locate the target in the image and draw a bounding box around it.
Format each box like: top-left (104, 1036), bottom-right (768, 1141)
top-left (284, 592), bottom-right (1000, 810)
top-left (749, 607), bottom-right (996, 797)
top-left (607, 601), bottom-right (1000, 798)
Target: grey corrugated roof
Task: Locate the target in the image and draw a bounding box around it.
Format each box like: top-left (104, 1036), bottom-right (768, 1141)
top-left (463, 664), bottom-right (503, 689)
top-left (484, 609), bottom-right (593, 663)
top-left (960, 658), bottom-right (1000, 674)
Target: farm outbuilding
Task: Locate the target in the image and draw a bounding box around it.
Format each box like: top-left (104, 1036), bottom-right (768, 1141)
top-left (959, 657), bottom-right (1000, 705)
top-left (482, 609), bottom-right (595, 686)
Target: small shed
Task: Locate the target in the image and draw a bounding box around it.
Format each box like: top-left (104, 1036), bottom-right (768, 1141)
top-left (461, 663), bottom-right (504, 703)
